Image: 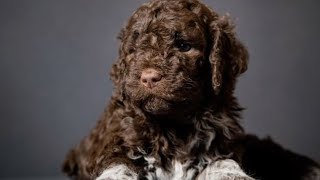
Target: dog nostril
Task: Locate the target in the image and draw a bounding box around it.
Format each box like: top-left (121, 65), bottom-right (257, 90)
top-left (151, 76), bottom-right (161, 82)
top-left (142, 78), bottom-right (148, 83)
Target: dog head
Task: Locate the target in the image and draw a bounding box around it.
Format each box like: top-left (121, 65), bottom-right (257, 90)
top-left (110, 0), bottom-right (248, 117)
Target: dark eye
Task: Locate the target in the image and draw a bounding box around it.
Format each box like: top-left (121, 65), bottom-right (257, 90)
top-left (176, 41), bottom-right (192, 52)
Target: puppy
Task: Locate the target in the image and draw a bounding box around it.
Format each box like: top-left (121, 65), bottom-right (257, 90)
top-left (63, 0), bottom-right (320, 179)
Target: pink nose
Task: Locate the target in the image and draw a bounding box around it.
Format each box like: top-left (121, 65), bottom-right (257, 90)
top-left (140, 68), bottom-right (162, 88)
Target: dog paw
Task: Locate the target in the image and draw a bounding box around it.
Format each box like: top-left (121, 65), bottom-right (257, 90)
top-left (96, 164), bottom-right (138, 180)
top-left (197, 159), bottom-right (255, 180)
top-left (205, 174), bottom-right (254, 180)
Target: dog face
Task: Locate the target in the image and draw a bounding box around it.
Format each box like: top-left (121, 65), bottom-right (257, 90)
top-left (121, 1), bottom-right (209, 116)
top-left (111, 0), bottom-right (248, 116)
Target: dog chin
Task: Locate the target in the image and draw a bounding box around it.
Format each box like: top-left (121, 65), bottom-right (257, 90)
top-left (142, 97), bottom-right (173, 115)
top-left (141, 96), bottom-right (197, 118)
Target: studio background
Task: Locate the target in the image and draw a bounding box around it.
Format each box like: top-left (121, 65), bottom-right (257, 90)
top-left (1, 0), bottom-right (319, 179)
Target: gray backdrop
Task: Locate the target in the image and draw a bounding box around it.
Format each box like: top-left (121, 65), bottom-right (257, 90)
top-left (1, 0), bottom-right (319, 179)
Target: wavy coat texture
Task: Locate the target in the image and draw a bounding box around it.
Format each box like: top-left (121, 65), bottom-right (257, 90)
top-left (62, 0), bottom-right (320, 179)
top-left (63, 0), bottom-right (251, 179)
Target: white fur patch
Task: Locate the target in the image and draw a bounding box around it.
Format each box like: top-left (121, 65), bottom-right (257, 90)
top-left (197, 159), bottom-right (254, 180)
top-left (144, 158), bottom-right (254, 180)
top-left (96, 164), bottom-right (138, 180)
top-left (304, 166), bottom-right (320, 180)
top-left (146, 159), bottom-right (198, 180)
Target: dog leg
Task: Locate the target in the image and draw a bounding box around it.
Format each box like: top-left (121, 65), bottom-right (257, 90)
top-left (197, 159), bottom-right (254, 180)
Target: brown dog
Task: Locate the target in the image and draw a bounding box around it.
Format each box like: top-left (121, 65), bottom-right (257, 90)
top-left (63, 0), bottom-right (320, 179)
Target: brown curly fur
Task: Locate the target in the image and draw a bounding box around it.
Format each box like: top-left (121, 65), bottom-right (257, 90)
top-left (62, 0), bottom-right (249, 179)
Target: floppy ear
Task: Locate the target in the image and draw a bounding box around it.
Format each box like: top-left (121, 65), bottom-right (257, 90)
top-left (209, 16), bottom-right (248, 95)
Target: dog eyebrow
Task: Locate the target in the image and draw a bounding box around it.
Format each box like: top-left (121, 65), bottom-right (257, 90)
top-left (174, 31), bottom-right (192, 41)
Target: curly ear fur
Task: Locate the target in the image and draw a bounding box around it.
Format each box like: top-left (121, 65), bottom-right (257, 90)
top-left (209, 15), bottom-right (248, 95)
top-left (110, 29), bottom-right (127, 87)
